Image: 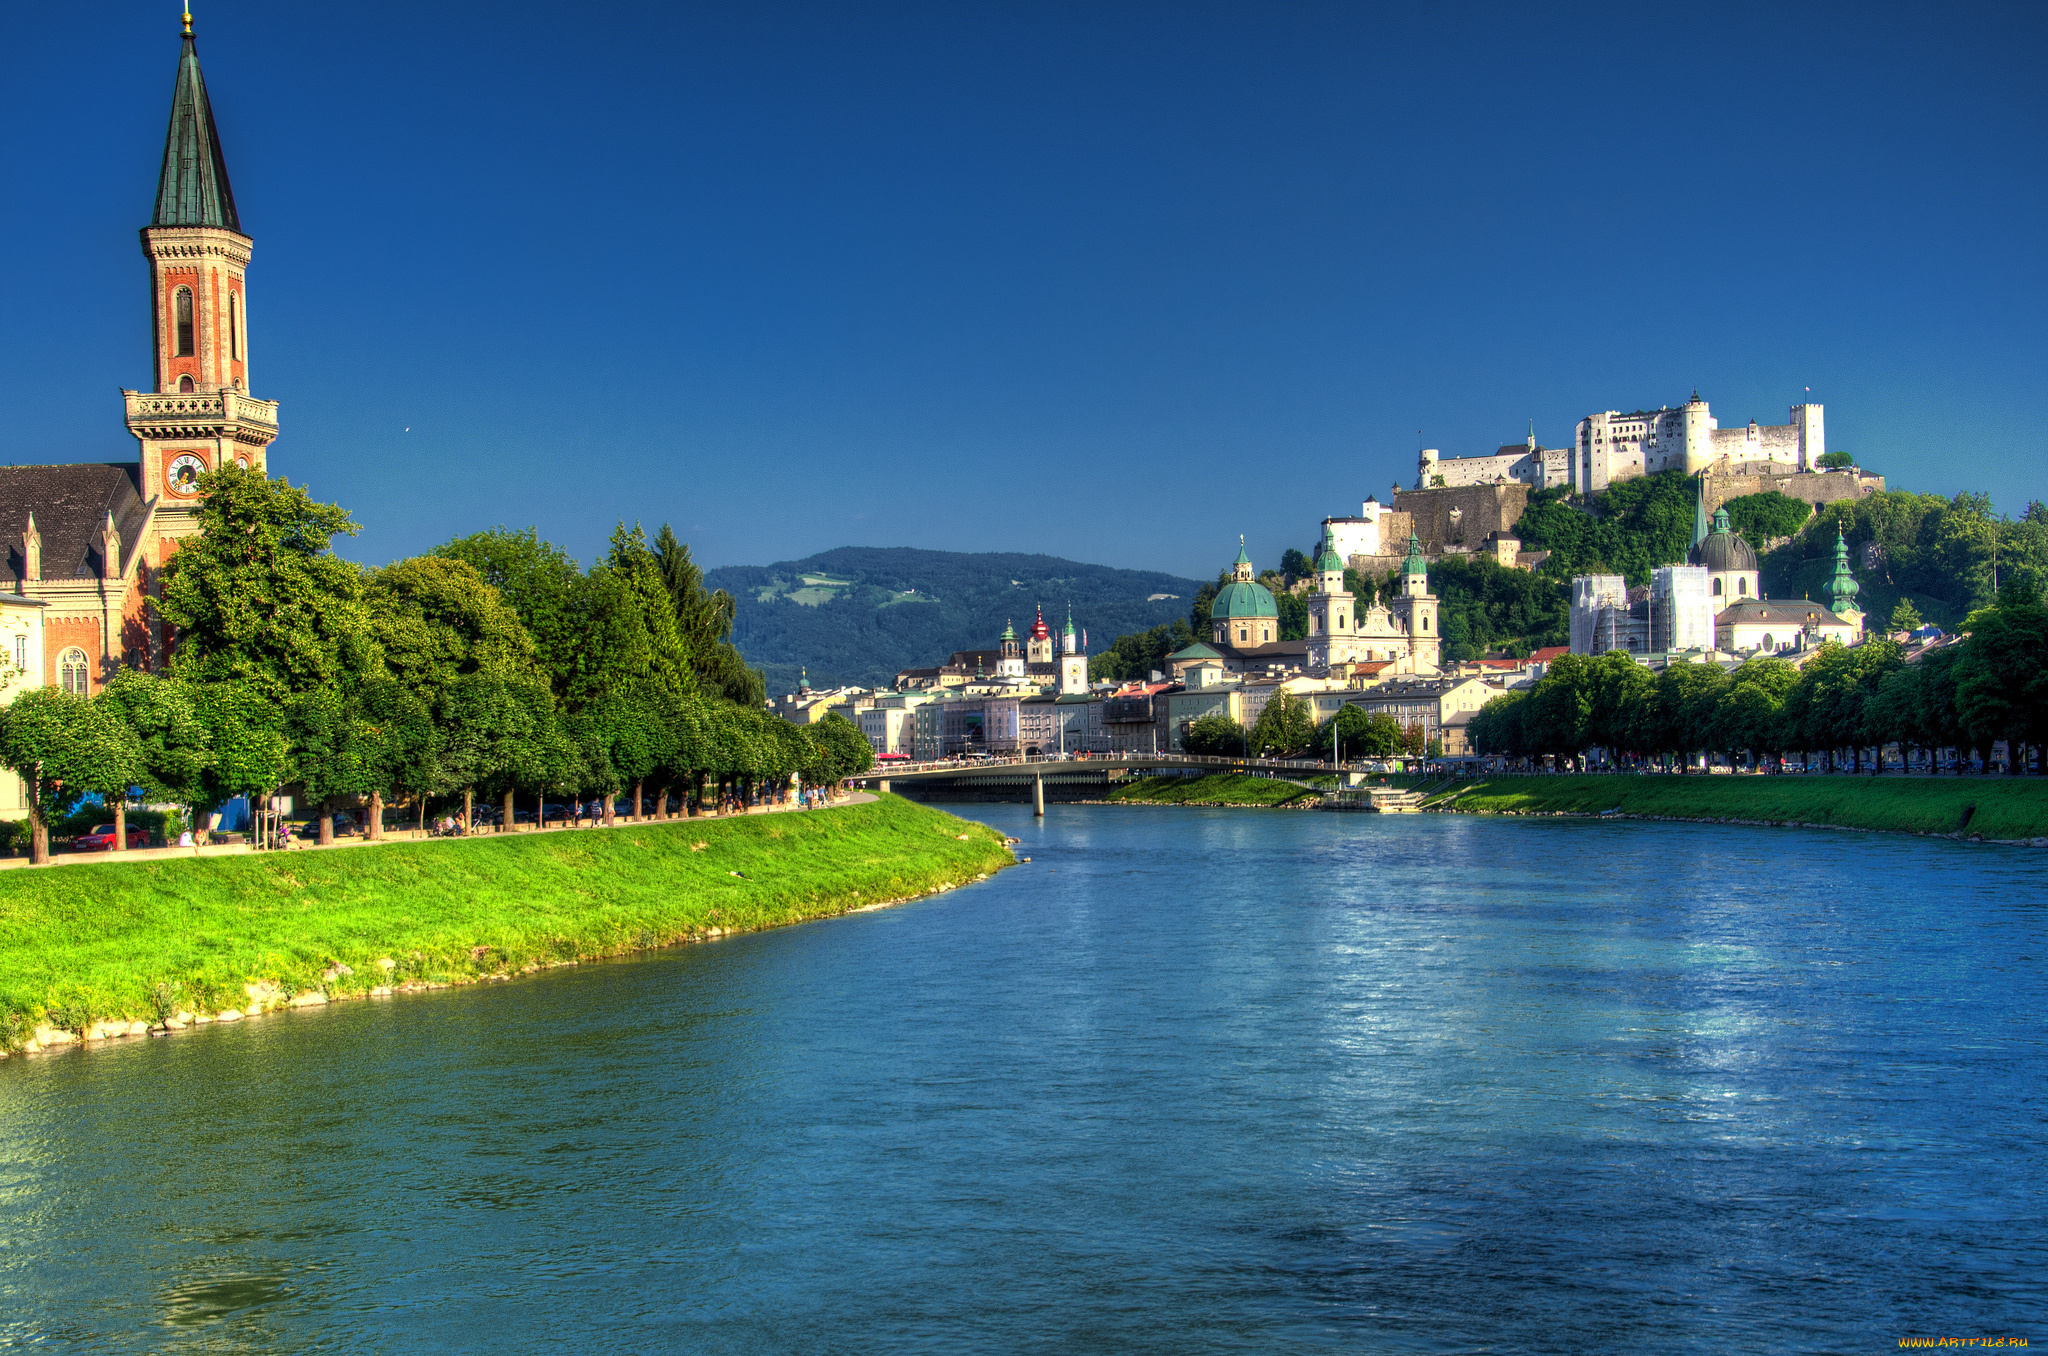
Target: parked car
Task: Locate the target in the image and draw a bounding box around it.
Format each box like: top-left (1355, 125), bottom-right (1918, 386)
top-left (75, 824), bottom-right (149, 851)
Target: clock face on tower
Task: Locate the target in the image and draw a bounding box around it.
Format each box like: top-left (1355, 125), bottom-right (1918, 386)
top-left (166, 453), bottom-right (207, 496)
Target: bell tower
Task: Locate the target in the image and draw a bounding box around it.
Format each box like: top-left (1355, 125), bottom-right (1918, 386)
top-left (122, 6), bottom-right (278, 544)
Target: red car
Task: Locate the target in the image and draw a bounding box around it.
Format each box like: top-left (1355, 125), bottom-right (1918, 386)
top-left (75, 824), bottom-right (149, 851)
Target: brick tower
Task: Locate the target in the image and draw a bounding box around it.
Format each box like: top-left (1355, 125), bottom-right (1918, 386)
top-left (120, 5), bottom-right (278, 547)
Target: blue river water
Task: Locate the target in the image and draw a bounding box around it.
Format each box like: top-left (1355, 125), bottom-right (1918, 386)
top-left (0, 805), bottom-right (2042, 1352)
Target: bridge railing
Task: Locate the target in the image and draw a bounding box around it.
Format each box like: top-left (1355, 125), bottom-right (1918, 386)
top-left (855, 751), bottom-right (1354, 780)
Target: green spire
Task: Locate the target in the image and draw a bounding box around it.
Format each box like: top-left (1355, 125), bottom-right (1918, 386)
top-left (1062, 604), bottom-right (1076, 636)
top-left (1315, 526), bottom-right (1343, 573)
top-left (1693, 475), bottom-right (1710, 548)
top-left (1402, 531), bottom-right (1427, 576)
top-left (1233, 535), bottom-right (1251, 567)
top-left (1001, 619), bottom-right (1017, 641)
top-left (153, 20), bottom-right (241, 232)
top-left (1826, 529), bottom-right (1860, 612)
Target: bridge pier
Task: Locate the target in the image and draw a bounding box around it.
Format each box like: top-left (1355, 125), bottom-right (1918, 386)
top-left (1033, 774), bottom-right (1045, 817)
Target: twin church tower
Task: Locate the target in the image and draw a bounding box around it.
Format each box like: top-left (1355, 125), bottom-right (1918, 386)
top-left (0, 11), bottom-right (277, 693)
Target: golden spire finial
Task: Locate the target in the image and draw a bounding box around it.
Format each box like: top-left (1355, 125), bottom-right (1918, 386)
top-left (183, 1), bottom-right (193, 36)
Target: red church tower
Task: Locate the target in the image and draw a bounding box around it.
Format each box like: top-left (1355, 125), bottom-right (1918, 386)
top-left (121, 4), bottom-right (278, 543)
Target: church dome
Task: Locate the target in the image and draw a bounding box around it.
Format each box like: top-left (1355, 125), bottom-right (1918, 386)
top-left (1689, 507), bottom-right (1758, 572)
top-left (1211, 579), bottom-right (1278, 620)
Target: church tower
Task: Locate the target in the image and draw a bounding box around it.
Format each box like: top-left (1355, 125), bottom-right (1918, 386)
top-left (1026, 605), bottom-right (1053, 664)
top-left (1305, 526), bottom-right (1352, 640)
top-left (1825, 528), bottom-right (1864, 640)
top-left (1058, 605), bottom-right (1087, 695)
top-left (1388, 532), bottom-right (1439, 671)
top-left (122, 7), bottom-right (278, 547)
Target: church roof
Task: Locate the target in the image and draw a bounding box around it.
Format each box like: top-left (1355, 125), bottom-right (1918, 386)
top-left (1716, 599), bottom-right (1851, 627)
top-left (1166, 642), bottom-right (1225, 662)
top-left (154, 27), bottom-right (242, 232)
top-left (1688, 507), bottom-right (1758, 573)
top-left (1212, 579), bottom-right (1278, 619)
top-left (0, 464), bottom-right (149, 584)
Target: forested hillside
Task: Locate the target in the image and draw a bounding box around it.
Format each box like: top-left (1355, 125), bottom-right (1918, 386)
top-left (707, 548), bottom-right (1204, 693)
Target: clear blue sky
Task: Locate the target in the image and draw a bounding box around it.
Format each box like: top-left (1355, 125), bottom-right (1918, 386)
top-left (4, 1), bottom-right (2042, 579)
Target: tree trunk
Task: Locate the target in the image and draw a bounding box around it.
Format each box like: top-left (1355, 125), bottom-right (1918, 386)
top-left (29, 767), bottom-right (47, 865)
top-left (605, 793), bottom-right (616, 828)
top-left (369, 790), bottom-right (384, 841)
top-left (464, 787), bottom-right (473, 834)
top-left (420, 798), bottom-right (428, 835)
top-left (113, 798), bottom-right (126, 854)
top-left (633, 779), bottom-right (643, 821)
top-left (537, 791), bottom-right (545, 831)
top-left (318, 810), bottom-right (334, 846)
top-left (504, 789), bottom-right (515, 833)
top-left (689, 773), bottom-right (702, 816)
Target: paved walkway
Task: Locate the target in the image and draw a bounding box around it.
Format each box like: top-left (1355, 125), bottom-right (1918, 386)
top-left (0, 792), bottom-right (879, 871)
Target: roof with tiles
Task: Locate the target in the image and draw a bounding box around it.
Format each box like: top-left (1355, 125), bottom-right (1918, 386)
top-left (0, 464), bottom-right (149, 585)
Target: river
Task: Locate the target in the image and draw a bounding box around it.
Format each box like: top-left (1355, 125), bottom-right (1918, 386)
top-left (0, 806), bottom-right (2041, 1351)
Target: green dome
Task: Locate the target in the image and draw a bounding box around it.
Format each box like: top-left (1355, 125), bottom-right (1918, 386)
top-left (1402, 532), bottom-right (1428, 576)
top-left (1315, 527), bottom-right (1343, 573)
top-left (1211, 579), bottom-right (1279, 620)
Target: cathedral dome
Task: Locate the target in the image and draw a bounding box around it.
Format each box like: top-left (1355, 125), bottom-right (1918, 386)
top-left (1689, 506), bottom-right (1758, 572)
top-left (1211, 579), bottom-right (1278, 620)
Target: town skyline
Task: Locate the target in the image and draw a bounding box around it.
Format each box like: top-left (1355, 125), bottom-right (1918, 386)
top-left (1, 1), bottom-right (2041, 580)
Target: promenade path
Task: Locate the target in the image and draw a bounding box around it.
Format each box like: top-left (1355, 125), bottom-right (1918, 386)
top-left (0, 792), bottom-right (879, 872)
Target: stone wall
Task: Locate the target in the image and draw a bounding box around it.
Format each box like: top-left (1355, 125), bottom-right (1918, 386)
top-left (1703, 467), bottom-right (1884, 514)
top-left (1393, 483), bottom-right (1530, 555)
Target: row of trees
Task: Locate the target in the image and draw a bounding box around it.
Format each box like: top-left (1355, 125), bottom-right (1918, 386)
top-left (1180, 692), bottom-right (1425, 761)
top-left (1468, 587), bottom-right (2048, 773)
top-left (0, 469), bottom-right (869, 863)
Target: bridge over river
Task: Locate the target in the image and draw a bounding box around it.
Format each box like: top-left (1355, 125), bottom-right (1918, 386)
top-left (851, 752), bottom-right (1349, 813)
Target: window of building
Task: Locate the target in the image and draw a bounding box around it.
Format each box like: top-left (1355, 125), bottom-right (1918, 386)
top-left (1739, 578), bottom-right (1750, 596)
top-left (10, 635), bottom-right (22, 672)
top-left (229, 292), bottom-right (241, 360)
top-left (1712, 578), bottom-right (1723, 596)
top-left (59, 648), bottom-right (89, 695)
top-left (179, 374), bottom-right (195, 393)
top-left (174, 288), bottom-right (194, 357)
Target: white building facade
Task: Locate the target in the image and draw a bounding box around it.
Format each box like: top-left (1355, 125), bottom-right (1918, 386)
top-left (1572, 394), bottom-right (1824, 495)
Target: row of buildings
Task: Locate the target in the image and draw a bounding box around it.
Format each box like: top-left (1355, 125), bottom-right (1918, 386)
top-left (1568, 488), bottom-right (1867, 662)
top-left (776, 536), bottom-right (1535, 760)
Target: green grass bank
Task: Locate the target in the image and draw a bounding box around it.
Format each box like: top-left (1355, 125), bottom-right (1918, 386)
top-left (1433, 775), bottom-right (2048, 841)
top-left (1104, 774), bottom-right (1318, 807)
top-left (0, 795), bottom-right (1011, 1045)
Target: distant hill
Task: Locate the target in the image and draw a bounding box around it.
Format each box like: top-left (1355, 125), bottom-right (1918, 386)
top-left (707, 547), bottom-right (1205, 694)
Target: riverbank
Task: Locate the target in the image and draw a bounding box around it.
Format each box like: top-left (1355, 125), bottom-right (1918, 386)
top-left (1429, 774), bottom-right (2048, 841)
top-left (1101, 774), bottom-right (1319, 808)
top-left (0, 794), bottom-right (1013, 1057)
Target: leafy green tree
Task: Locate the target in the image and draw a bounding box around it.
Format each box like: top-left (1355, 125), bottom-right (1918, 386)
top-left (1954, 596), bottom-right (2048, 773)
top-left (1250, 691), bottom-right (1316, 757)
top-left (1088, 621), bottom-right (1195, 684)
top-left (0, 689), bottom-right (95, 862)
top-left (1887, 598), bottom-right (1924, 634)
top-left (366, 555), bottom-right (540, 693)
top-left (155, 466), bottom-right (377, 704)
top-left (652, 524), bottom-right (766, 709)
top-left (1182, 713), bottom-right (1246, 758)
top-left (1319, 705), bottom-right (1404, 760)
top-left (355, 678), bottom-right (439, 835)
top-left (808, 711), bottom-right (872, 791)
top-left (187, 682), bottom-right (289, 837)
top-left (1818, 450), bottom-right (1855, 469)
top-left (434, 527), bottom-right (586, 697)
top-left (1652, 660), bottom-right (1731, 769)
top-left (284, 689), bottom-right (369, 846)
top-left (1715, 657), bottom-right (1798, 765)
top-left (1721, 490), bottom-right (1813, 543)
top-left (1469, 690), bottom-right (1527, 761)
top-left (96, 671), bottom-right (212, 848)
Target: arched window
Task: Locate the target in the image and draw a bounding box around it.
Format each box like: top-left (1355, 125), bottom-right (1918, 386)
top-left (229, 292), bottom-right (241, 361)
top-left (178, 375), bottom-right (194, 393)
top-left (1739, 578), bottom-right (1750, 596)
top-left (174, 288), bottom-right (194, 357)
top-left (59, 648), bottom-right (89, 696)
top-left (1423, 616), bottom-right (1430, 631)
top-left (1712, 578), bottom-right (1723, 596)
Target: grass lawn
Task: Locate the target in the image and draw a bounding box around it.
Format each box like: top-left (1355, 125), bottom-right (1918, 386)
top-left (1105, 774), bottom-right (1318, 807)
top-left (0, 795), bottom-right (1011, 1035)
top-left (1436, 774), bottom-right (2048, 840)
